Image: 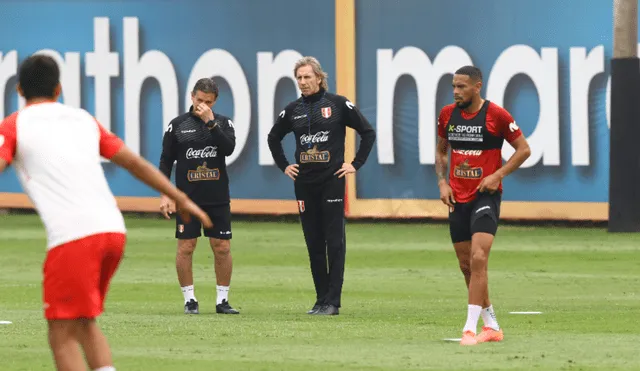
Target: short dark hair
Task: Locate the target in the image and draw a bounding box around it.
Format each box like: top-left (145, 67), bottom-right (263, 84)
top-left (192, 77), bottom-right (219, 98)
top-left (18, 54), bottom-right (60, 100)
top-left (455, 65), bottom-right (483, 82)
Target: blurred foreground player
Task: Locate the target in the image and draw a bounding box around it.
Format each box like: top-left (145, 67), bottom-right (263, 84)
top-left (0, 55), bottom-right (212, 371)
top-left (267, 56), bottom-right (376, 315)
top-left (159, 78), bottom-right (239, 315)
top-left (435, 66), bottom-right (531, 345)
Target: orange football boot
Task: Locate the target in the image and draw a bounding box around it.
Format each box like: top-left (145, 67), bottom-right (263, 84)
top-left (475, 327), bottom-right (504, 343)
top-left (460, 330), bottom-right (478, 346)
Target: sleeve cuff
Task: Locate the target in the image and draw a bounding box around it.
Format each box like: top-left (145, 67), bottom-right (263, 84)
top-left (278, 162), bottom-right (290, 172)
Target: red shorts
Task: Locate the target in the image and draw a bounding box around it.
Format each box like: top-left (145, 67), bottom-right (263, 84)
top-left (43, 232), bottom-right (126, 320)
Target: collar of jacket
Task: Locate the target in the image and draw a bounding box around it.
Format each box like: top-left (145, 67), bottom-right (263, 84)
top-left (301, 88), bottom-right (326, 103)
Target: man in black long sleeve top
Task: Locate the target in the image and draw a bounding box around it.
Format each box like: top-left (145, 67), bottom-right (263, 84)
top-left (159, 78), bottom-right (239, 315)
top-left (267, 56), bottom-right (376, 315)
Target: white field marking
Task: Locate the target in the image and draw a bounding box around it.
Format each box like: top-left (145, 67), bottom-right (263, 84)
top-left (509, 311), bottom-right (543, 315)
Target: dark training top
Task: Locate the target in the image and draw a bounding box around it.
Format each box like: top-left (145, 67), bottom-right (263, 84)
top-left (267, 88), bottom-right (376, 184)
top-left (159, 107), bottom-right (235, 206)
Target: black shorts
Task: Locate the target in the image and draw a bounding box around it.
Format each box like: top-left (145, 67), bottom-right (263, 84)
top-left (449, 191), bottom-right (501, 243)
top-left (175, 204), bottom-right (232, 240)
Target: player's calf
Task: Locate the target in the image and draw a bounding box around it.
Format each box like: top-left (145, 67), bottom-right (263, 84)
top-left (176, 239), bottom-right (197, 287)
top-left (210, 239), bottom-right (232, 285)
top-left (459, 264), bottom-right (471, 288)
top-left (48, 319), bottom-right (91, 371)
top-left (210, 238), bottom-right (238, 314)
top-left (469, 233), bottom-right (493, 305)
top-left (76, 318), bottom-right (115, 370)
top-left (453, 241), bottom-right (472, 288)
top-left (176, 239), bottom-right (199, 312)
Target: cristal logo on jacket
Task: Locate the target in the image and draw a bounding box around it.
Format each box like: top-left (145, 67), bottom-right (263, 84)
top-left (186, 146), bottom-right (217, 159)
top-left (300, 131), bottom-right (329, 146)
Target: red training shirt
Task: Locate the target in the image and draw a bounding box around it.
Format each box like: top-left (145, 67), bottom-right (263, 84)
top-left (437, 101), bottom-right (522, 203)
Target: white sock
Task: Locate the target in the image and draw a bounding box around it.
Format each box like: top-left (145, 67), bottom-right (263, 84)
top-left (463, 304), bottom-right (483, 334)
top-left (481, 305), bottom-right (500, 331)
top-left (216, 285), bottom-right (229, 305)
top-left (94, 367), bottom-right (116, 371)
top-left (181, 285), bottom-right (196, 304)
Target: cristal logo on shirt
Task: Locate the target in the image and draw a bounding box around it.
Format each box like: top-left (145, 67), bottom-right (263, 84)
top-left (300, 145), bottom-right (330, 163)
top-left (187, 162), bottom-right (220, 182)
top-left (186, 146), bottom-right (217, 159)
top-left (454, 160), bottom-right (483, 179)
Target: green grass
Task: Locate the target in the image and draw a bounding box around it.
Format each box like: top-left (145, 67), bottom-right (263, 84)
top-left (1, 214), bottom-right (640, 370)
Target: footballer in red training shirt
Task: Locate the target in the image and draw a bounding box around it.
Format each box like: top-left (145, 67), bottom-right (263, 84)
top-left (435, 65), bottom-right (531, 346)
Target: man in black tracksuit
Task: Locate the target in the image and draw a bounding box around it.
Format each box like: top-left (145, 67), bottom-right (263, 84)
top-left (159, 78), bottom-right (239, 316)
top-left (267, 57), bottom-right (376, 315)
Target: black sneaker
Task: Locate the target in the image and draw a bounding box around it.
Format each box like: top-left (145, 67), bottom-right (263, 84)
top-left (184, 299), bottom-right (199, 314)
top-left (307, 304), bottom-right (323, 314)
top-left (312, 304), bottom-right (339, 316)
top-left (216, 299), bottom-right (240, 314)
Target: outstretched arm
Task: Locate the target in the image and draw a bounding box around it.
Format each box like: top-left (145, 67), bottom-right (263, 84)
top-left (96, 121), bottom-right (212, 228)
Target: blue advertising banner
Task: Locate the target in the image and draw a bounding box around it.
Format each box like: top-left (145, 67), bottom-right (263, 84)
top-left (355, 0), bottom-right (613, 203)
top-left (0, 0), bottom-right (622, 219)
top-left (0, 0), bottom-right (335, 201)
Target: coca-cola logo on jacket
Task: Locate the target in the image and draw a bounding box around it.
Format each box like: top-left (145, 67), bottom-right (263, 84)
top-left (300, 131), bottom-right (330, 146)
top-left (186, 146), bottom-right (218, 159)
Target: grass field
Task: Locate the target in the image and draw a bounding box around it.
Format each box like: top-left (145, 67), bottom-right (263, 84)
top-left (1, 213), bottom-right (639, 370)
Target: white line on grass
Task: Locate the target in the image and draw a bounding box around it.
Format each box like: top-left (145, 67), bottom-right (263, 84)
top-left (509, 311), bottom-right (543, 314)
